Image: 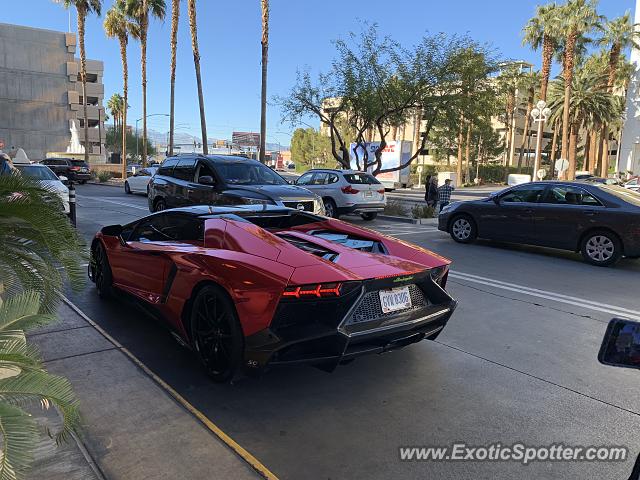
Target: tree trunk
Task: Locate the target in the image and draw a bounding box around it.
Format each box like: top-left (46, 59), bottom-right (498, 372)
top-left (77, 8), bottom-right (89, 162)
top-left (533, 34), bottom-right (554, 173)
top-left (550, 118), bottom-right (559, 171)
top-left (259, 0), bottom-right (269, 163)
top-left (412, 107), bottom-right (422, 157)
top-left (464, 121), bottom-right (472, 184)
top-left (561, 30), bottom-right (577, 180)
top-left (141, 3), bottom-right (148, 166)
top-left (583, 131), bottom-right (591, 173)
top-left (188, 0), bottom-right (208, 155)
top-left (518, 91), bottom-right (533, 170)
top-left (599, 126), bottom-right (609, 178)
top-left (120, 37), bottom-right (128, 179)
top-left (169, 0), bottom-right (179, 157)
top-left (568, 123), bottom-right (578, 177)
top-left (587, 129), bottom-right (597, 174)
top-left (456, 116), bottom-right (464, 184)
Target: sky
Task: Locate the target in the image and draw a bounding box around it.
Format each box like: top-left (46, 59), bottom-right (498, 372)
top-left (2, 0), bottom-right (634, 146)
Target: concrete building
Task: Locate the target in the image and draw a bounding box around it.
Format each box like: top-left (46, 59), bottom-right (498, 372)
top-left (0, 23), bottom-right (105, 160)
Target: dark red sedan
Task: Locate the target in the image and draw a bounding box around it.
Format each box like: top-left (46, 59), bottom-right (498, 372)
top-left (90, 205), bottom-right (456, 382)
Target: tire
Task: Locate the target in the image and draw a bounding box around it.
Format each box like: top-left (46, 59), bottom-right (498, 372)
top-left (92, 242), bottom-right (113, 299)
top-left (580, 230), bottom-right (622, 267)
top-left (80, 180), bottom-right (87, 185)
top-left (323, 198), bottom-right (339, 218)
top-left (360, 212), bottom-right (378, 221)
top-left (449, 214), bottom-right (477, 243)
top-left (154, 197), bottom-right (166, 212)
top-left (190, 285), bottom-right (244, 383)
top-left (124, 181), bottom-right (131, 194)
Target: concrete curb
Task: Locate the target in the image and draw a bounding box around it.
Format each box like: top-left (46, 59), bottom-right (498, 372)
top-left (378, 215), bottom-right (438, 225)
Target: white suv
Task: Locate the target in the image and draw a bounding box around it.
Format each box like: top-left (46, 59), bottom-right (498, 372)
top-left (295, 169), bottom-right (386, 220)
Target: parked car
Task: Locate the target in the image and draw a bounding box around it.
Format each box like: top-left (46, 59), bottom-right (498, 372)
top-left (41, 158), bottom-right (91, 183)
top-left (624, 176), bottom-right (639, 193)
top-left (14, 163), bottom-right (70, 214)
top-left (438, 181), bottom-right (640, 267)
top-left (148, 154), bottom-right (324, 214)
top-left (295, 169), bottom-right (386, 220)
top-left (89, 205), bottom-right (456, 381)
top-left (126, 163), bottom-right (142, 177)
top-left (125, 166), bottom-right (157, 195)
top-left (582, 177), bottom-right (624, 186)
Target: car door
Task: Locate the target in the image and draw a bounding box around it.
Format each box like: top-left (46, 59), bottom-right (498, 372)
top-left (476, 183), bottom-right (547, 242)
top-left (129, 168), bottom-right (149, 193)
top-left (171, 158), bottom-right (197, 207)
top-left (190, 160), bottom-right (221, 205)
top-left (534, 184), bottom-right (605, 249)
top-left (295, 172), bottom-right (317, 192)
top-left (154, 158), bottom-right (180, 207)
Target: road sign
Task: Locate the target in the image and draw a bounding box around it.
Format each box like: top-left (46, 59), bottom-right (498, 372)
top-left (536, 168), bottom-right (547, 180)
top-left (555, 159), bottom-right (569, 172)
top-left (232, 132), bottom-right (260, 147)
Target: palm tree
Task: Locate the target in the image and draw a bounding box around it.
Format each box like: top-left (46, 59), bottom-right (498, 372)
top-left (557, 0), bottom-right (599, 180)
top-left (522, 3), bottom-right (561, 172)
top-left (596, 12), bottom-right (640, 177)
top-left (62, 1), bottom-right (102, 163)
top-left (168, 0), bottom-right (180, 157)
top-left (0, 291), bottom-right (80, 480)
top-left (0, 174), bottom-right (86, 313)
top-left (187, 0), bottom-right (208, 155)
top-left (122, 0), bottom-right (166, 166)
top-left (259, 0), bottom-right (269, 163)
top-left (516, 71), bottom-right (540, 169)
top-left (106, 92), bottom-right (122, 133)
top-left (547, 68), bottom-right (621, 178)
top-left (104, 4), bottom-right (131, 179)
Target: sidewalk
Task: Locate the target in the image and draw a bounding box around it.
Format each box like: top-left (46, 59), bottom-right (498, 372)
top-left (27, 301), bottom-right (264, 480)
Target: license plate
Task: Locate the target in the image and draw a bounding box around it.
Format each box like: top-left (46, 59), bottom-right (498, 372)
top-left (379, 286), bottom-right (412, 314)
top-left (364, 191), bottom-right (373, 197)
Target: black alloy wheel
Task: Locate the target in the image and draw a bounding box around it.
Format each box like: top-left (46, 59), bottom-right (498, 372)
top-left (154, 197), bottom-right (166, 212)
top-left (124, 181), bottom-right (131, 194)
top-left (93, 243), bottom-right (113, 299)
top-left (323, 198), bottom-right (339, 218)
top-left (190, 286), bottom-right (244, 383)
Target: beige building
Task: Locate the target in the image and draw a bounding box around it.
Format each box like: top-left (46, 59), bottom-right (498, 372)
top-left (0, 23), bottom-right (105, 160)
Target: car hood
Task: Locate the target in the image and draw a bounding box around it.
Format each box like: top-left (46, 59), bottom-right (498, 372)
top-left (224, 184), bottom-right (315, 199)
top-left (39, 180), bottom-right (68, 196)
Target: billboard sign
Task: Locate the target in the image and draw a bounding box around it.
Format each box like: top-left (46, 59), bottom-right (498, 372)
top-left (232, 132), bottom-right (260, 147)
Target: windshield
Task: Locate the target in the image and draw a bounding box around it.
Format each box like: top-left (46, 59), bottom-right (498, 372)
top-left (15, 165), bottom-right (59, 181)
top-left (70, 160), bottom-right (88, 167)
top-left (344, 173), bottom-right (381, 185)
top-left (215, 162), bottom-right (287, 186)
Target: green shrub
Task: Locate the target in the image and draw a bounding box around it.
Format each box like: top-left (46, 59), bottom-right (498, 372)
top-left (97, 171), bottom-right (113, 183)
top-left (383, 200), bottom-right (408, 217)
top-left (411, 204), bottom-right (436, 219)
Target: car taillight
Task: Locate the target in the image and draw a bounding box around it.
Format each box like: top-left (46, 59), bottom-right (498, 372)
top-left (70, 166), bottom-right (81, 171)
top-left (341, 185), bottom-right (359, 194)
top-left (282, 282), bottom-right (342, 298)
top-left (377, 189), bottom-right (385, 194)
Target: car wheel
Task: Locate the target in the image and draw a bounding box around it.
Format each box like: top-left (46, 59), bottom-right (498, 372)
top-left (580, 230), bottom-right (622, 267)
top-left (323, 198), bottom-right (339, 218)
top-left (92, 243), bottom-right (113, 299)
top-left (124, 181), bottom-right (131, 194)
top-left (80, 180), bottom-right (87, 185)
top-left (449, 214), bottom-right (477, 243)
top-left (190, 285), bottom-right (244, 383)
top-left (360, 212), bottom-right (378, 221)
top-left (154, 198), bottom-right (166, 212)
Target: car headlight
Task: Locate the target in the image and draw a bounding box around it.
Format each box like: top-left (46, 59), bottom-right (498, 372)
top-left (314, 196), bottom-right (325, 215)
top-left (240, 197), bottom-right (274, 205)
top-left (439, 202), bottom-right (455, 214)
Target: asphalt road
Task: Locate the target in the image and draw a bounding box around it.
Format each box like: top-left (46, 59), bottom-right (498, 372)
top-left (69, 183), bottom-right (640, 480)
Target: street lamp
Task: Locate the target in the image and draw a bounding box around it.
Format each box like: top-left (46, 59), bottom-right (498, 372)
top-left (135, 113), bottom-right (170, 160)
top-left (530, 100), bottom-right (551, 180)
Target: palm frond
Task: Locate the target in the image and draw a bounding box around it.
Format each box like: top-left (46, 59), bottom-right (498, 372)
top-left (0, 402), bottom-right (39, 480)
top-left (0, 292), bottom-right (56, 332)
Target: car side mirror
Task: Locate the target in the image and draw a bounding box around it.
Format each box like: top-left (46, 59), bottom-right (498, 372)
top-left (199, 175), bottom-right (215, 186)
top-left (599, 318), bottom-right (640, 370)
top-left (101, 224), bottom-right (123, 237)
top-left (59, 175), bottom-right (68, 183)
top-left (492, 195), bottom-right (500, 204)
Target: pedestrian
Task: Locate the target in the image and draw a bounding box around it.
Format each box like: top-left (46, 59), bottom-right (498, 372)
top-left (424, 174), bottom-right (431, 203)
top-left (427, 176), bottom-right (438, 208)
top-left (437, 179), bottom-right (455, 212)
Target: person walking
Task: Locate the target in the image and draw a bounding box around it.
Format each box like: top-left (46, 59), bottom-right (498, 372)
top-left (0, 153), bottom-right (15, 176)
top-left (437, 178), bottom-right (455, 212)
top-left (426, 176), bottom-right (438, 208)
top-left (424, 174), bottom-right (432, 203)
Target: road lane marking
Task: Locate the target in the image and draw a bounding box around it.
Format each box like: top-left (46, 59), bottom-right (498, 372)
top-left (77, 195), bottom-right (149, 211)
top-left (62, 295), bottom-right (279, 480)
top-left (381, 229), bottom-right (440, 236)
top-left (450, 271), bottom-right (640, 321)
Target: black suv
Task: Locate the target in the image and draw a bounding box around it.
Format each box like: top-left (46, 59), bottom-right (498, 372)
top-left (148, 154), bottom-right (323, 214)
top-left (41, 158), bottom-right (91, 183)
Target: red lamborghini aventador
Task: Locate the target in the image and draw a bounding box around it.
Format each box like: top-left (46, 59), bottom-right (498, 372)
top-left (89, 205), bottom-right (457, 382)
